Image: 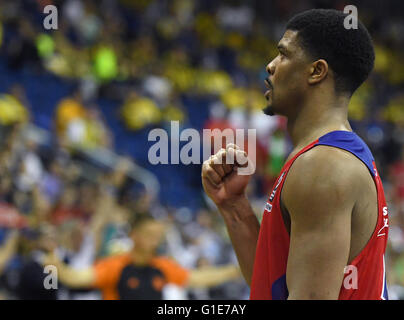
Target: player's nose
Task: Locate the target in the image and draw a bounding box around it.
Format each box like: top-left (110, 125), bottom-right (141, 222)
top-left (266, 59), bottom-right (275, 75)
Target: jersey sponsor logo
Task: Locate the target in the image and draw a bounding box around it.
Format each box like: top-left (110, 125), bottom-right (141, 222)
top-left (264, 171), bottom-right (285, 215)
top-left (269, 172), bottom-right (286, 202)
top-left (264, 203), bottom-right (272, 213)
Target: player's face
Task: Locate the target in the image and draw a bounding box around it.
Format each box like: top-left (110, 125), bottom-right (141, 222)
top-left (132, 220), bottom-right (166, 254)
top-left (263, 30), bottom-right (312, 117)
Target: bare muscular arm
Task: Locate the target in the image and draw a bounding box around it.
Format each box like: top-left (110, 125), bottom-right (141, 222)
top-left (216, 196), bottom-right (260, 286)
top-left (202, 144), bottom-right (259, 286)
top-left (282, 146), bottom-right (361, 299)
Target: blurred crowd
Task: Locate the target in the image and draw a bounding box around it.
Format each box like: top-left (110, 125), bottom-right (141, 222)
top-left (0, 0), bottom-right (403, 299)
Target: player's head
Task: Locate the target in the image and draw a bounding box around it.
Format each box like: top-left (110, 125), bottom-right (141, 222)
top-left (263, 8), bottom-right (375, 117)
top-left (129, 214), bottom-right (166, 254)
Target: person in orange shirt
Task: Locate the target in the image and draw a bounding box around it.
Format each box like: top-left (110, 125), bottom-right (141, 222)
top-left (55, 91), bottom-right (86, 138)
top-left (44, 214), bottom-right (241, 300)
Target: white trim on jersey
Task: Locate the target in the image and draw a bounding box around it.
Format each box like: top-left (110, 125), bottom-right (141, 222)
top-left (381, 255), bottom-right (387, 300)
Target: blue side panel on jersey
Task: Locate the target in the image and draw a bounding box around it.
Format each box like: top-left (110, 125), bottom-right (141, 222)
top-left (316, 131), bottom-right (375, 177)
top-left (271, 274), bottom-right (289, 300)
top-left (382, 275), bottom-right (389, 300)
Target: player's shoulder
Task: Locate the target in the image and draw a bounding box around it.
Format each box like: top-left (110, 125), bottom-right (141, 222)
top-left (151, 256), bottom-right (189, 286)
top-left (293, 144), bottom-right (368, 181)
top-left (94, 253), bottom-right (131, 268)
top-left (283, 145), bottom-right (369, 202)
top-left (151, 256), bottom-right (181, 268)
top-left (281, 145), bottom-right (369, 217)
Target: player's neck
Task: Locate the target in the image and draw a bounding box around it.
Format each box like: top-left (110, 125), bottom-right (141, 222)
top-left (287, 95), bottom-right (352, 150)
top-left (131, 248), bottom-right (154, 265)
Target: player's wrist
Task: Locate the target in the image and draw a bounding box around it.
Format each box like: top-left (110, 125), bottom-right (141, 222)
top-left (217, 194), bottom-right (250, 216)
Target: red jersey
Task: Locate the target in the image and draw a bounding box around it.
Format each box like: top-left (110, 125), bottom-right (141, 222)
top-left (250, 130), bottom-right (389, 300)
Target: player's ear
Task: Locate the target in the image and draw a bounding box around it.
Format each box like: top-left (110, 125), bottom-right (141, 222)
top-left (308, 59), bottom-right (328, 85)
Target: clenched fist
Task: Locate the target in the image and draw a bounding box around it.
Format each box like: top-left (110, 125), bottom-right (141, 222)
top-left (202, 144), bottom-right (254, 206)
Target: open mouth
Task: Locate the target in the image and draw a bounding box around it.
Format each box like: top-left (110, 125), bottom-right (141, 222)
top-left (264, 89), bottom-right (272, 100)
top-left (264, 78), bottom-right (273, 100)
top-left (264, 78), bottom-right (273, 89)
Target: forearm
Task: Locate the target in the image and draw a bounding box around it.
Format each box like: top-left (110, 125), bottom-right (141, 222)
top-left (217, 196), bottom-right (260, 286)
top-left (188, 265), bottom-right (241, 288)
top-left (54, 261), bottom-right (95, 289)
top-left (90, 193), bottom-right (113, 254)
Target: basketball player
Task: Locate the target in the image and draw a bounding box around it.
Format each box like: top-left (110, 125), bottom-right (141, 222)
top-left (202, 9), bottom-right (389, 300)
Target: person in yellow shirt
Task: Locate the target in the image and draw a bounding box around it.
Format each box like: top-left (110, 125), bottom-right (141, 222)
top-left (0, 85), bottom-right (29, 126)
top-left (121, 93), bottom-right (162, 131)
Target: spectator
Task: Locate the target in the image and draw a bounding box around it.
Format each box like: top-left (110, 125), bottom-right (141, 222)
top-left (43, 214), bottom-right (241, 300)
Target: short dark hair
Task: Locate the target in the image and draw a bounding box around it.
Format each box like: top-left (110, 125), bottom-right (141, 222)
top-left (286, 8), bottom-right (375, 95)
